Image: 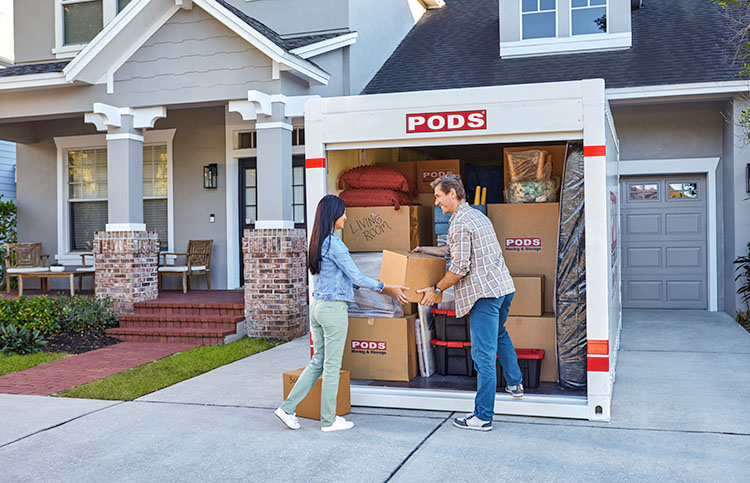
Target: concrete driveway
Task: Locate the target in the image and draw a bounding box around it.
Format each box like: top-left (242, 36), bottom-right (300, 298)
top-left (1, 310), bottom-right (749, 482)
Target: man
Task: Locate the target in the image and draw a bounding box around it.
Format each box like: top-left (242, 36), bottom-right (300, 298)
top-left (416, 174), bottom-right (523, 432)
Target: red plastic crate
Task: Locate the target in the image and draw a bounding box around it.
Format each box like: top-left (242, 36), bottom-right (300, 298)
top-left (431, 339), bottom-right (476, 376)
top-left (430, 308), bottom-right (471, 342)
top-left (497, 349), bottom-right (545, 389)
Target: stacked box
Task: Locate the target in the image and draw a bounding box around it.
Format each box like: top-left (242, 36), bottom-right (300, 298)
top-left (431, 340), bottom-right (476, 376)
top-left (431, 308), bottom-right (470, 341)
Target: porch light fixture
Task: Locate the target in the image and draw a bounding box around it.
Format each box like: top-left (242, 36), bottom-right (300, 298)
top-left (203, 163), bottom-right (218, 189)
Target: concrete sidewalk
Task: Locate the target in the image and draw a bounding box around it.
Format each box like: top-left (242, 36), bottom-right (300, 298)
top-left (2, 310), bottom-right (749, 482)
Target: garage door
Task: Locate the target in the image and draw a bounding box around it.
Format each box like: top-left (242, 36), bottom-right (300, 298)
top-left (620, 175), bottom-right (707, 309)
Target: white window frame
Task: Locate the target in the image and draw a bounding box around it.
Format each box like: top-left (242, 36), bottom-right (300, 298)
top-left (53, 129), bottom-right (176, 265)
top-left (570, 0), bottom-right (608, 36)
top-left (53, 0), bottom-right (121, 59)
top-left (520, 0), bottom-right (558, 41)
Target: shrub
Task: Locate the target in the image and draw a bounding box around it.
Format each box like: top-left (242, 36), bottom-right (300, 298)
top-left (0, 195), bottom-right (18, 290)
top-left (0, 324), bottom-right (48, 355)
top-left (0, 295), bottom-right (118, 336)
top-left (735, 242), bottom-right (750, 330)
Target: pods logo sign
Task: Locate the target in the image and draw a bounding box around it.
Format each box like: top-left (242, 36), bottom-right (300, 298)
top-left (351, 340), bottom-right (387, 351)
top-left (406, 110), bottom-right (487, 133)
top-left (505, 238), bottom-right (542, 252)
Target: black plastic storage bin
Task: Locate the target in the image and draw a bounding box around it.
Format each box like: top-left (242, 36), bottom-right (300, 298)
top-left (431, 339), bottom-right (476, 376)
top-left (497, 349), bottom-right (545, 389)
top-left (431, 309), bottom-right (471, 342)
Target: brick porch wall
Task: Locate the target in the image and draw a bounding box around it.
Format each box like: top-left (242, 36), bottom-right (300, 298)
top-left (243, 228), bottom-right (308, 340)
top-left (94, 231), bottom-right (160, 314)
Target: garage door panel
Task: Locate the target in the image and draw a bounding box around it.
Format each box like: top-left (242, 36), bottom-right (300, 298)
top-left (665, 213), bottom-right (703, 236)
top-left (665, 247), bottom-right (704, 269)
top-left (620, 175), bottom-right (707, 309)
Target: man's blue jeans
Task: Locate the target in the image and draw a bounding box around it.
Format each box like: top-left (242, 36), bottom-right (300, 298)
top-left (469, 293), bottom-right (521, 422)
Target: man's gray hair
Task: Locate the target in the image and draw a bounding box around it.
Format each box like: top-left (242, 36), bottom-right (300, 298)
top-left (431, 174), bottom-right (466, 200)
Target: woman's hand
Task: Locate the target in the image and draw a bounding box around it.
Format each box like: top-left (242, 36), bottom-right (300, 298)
top-left (382, 284), bottom-right (410, 304)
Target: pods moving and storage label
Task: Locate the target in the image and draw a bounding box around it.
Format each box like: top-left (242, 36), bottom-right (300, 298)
top-left (351, 340), bottom-right (387, 355)
top-left (504, 237), bottom-right (542, 252)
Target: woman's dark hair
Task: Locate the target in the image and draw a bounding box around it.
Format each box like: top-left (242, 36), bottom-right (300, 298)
top-left (308, 194), bottom-right (347, 275)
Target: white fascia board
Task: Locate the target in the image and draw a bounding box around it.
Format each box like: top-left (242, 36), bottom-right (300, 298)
top-left (501, 32), bottom-right (631, 59)
top-left (607, 80), bottom-right (750, 102)
top-left (418, 0), bottom-right (445, 8)
top-left (65, 0), bottom-right (177, 84)
top-left (195, 0), bottom-right (328, 85)
top-left (290, 32), bottom-right (358, 59)
top-left (0, 72), bottom-right (69, 91)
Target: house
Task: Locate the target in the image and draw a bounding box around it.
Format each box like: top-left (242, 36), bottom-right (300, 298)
top-left (0, 141), bottom-right (15, 203)
top-left (0, 0), bottom-right (440, 337)
top-left (360, 0), bottom-right (750, 317)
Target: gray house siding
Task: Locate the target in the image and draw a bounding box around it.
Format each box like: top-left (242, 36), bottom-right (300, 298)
top-left (12, 0), bottom-right (53, 64)
top-left (115, 7), bottom-right (277, 99)
top-left (0, 140), bottom-right (16, 202)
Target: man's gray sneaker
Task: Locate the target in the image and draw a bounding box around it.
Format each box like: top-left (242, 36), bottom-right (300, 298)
top-left (505, 384), bottom-right (524, 398)
top-left (453, 413), bottom-right (492, 431)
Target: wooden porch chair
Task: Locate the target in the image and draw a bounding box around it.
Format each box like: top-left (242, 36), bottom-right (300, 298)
top-left (75, 253), bottom-right (95, 292)
top-left (4, 243), bottom-right (50, 292)
top-left (158, 240), bottom-right (213, 293)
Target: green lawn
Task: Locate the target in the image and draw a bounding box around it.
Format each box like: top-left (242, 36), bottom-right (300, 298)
top-left (0, 352), bottom-right (68, 376)
top-left (57, 337), bottom-right (280, 401)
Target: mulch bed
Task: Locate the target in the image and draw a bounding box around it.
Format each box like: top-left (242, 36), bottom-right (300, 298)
top-left (42, 330), bottom-right (123, 354)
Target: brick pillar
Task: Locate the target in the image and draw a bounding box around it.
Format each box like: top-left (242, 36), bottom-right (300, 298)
top-left (94, 230), bottom-right (160, 314)
top-left (244, 228), bottom-right (308, 339)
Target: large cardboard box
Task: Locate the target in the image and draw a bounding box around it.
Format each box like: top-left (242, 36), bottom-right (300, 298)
top-left (416, 159), bottom-right (464, 193)
top-left (503, 144), bottom-right (567, 189)
top-left (343, 206), bottom-right (432, 252)
top-left (509, 275), bottom-right (544, 317)
top-left (380, 250), bottom-right (446, 303)
top-left (505, 314), bottom-right (557, 382)
top-left (488, 203), bottom-right (559, 312)
top-left (376, 161), bottom-right (418, 191)
top-left (343, 315), bottom-right (418, 381)
top-left (282, 369), bottom-right (351, 420)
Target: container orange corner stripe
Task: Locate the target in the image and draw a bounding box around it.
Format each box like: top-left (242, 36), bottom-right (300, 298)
top-left (587, 356), bottom-right (609, 372)
top-left (305, 158), bottom-right (326, 169)
top-left (583, 145), bottom-right (606, 157)
top-left (587, 340), bottom-right (609, 355)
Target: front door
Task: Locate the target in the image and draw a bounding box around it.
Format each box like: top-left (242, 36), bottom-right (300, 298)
top-left (238, 158), bottom-right (257, 285)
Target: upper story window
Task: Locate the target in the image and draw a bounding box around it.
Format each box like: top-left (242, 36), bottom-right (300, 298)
top-left (522, 0), bottom-right (557, 40)
top-left (571, 0), bottom-right (607, 35)
top-left (55, 0), bottom-right (132, 58)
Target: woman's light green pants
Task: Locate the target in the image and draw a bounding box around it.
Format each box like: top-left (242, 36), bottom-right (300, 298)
top-left (280, 299), bottom-right (348, 427)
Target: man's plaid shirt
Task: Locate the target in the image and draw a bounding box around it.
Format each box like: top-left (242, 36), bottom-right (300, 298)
top-left (448, 202), bottom-right (515, 317)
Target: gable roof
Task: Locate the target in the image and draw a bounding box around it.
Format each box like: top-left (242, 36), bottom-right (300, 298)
top-left (363, 0), bottom-right (740, 95)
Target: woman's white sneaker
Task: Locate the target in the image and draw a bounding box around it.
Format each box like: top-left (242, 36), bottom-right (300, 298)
top-left (321, 416), bottom-right (354, 432)
top-left (274, 407), bottom-right (300, 430)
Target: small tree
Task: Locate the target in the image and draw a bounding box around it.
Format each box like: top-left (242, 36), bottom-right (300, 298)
top-left (0, 195), bottom-right (18, 289)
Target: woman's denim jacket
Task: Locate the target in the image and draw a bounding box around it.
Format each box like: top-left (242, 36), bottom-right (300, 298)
top-left (312, 233), bottom-right (384, 303)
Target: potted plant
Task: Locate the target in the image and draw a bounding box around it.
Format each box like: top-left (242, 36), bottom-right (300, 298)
top-left (50, 263), bottom-right (65, 273)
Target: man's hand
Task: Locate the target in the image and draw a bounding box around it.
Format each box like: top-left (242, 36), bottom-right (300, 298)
top-left (416, 286), bottom-right (440, 306)
top-left (382, 284), bottom-right (410, 304)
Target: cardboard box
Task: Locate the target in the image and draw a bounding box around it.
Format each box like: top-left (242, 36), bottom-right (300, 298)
top-left (416, 159), bottom-right (464, 193)
top-left (343, 315), bottom-right (418, 381)
top-left (376, 161), bottom-right (418, 191)
top-left (505, 314), bottom-right (558, 382)
top-left (343, 206), bottom-right (432, 252)
top-left (402, 303), bottom-right (418, 316)
top-left (487, 203), bottom-right (559, 312)
top-left (282, 369), bottom-right (351, 420)
top-left (380, 249), bottom-right (446, 303)
top-left (503, 144), bottom-right (567, 189)
top-left (509, 275), bottom-right (544, 317)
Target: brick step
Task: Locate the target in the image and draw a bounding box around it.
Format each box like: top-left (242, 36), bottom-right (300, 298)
top-left (133, 303), bottom-right (245, 317)
top-left (118, 319), bottom-right (241, 331)
top-left (121, 313), bottom-right (245, 323)
top-left (106, 327), bottom-right (234, 346)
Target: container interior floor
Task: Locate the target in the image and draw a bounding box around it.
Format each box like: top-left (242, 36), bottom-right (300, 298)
top-left (351, 375), bottom-right (586, 396)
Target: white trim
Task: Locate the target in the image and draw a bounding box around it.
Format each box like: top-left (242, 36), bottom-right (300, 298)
top-left (255, 121), bottom-right (293, 131)
top-left (0, 72), bottom-right (69, 91)
top-left (106, 133), bottom-right (144, 142)
top-left (53, 129), bottom-right (176, 265)
top-left (289, 32), bottom-right (359, 59)
top-left (254, 220), bottom-right (295, 229)
top-left (417, 0), bottom-right (445, 9)
top-left (607, 80), bottom-right (750, 102)
top-left (619, 157), bottom-right (720, 312)
top-left (502, 32), bottom-right (630, 59)
top-left (52, 45), bottom-right (85, 60)
top-left (106, 223), bottom-right (146, 231)
top-left (351, 386), bottom-right (589, 420)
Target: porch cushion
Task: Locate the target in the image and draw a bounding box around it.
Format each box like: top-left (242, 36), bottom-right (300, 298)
top-left (7, 267), bottom-right (50, 273)
top-left (76, 267), bottom-right (95, 273)
top-left (158, 265), bottom-right (207, 273)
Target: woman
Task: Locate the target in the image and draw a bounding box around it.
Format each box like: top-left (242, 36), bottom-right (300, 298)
top-left (275, 195), bottom-right (409, 432)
